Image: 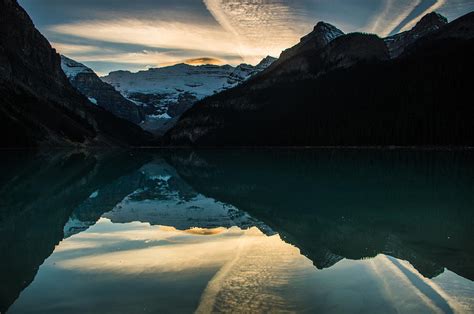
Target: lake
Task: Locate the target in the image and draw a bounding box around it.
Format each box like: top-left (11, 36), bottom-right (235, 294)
top-left (1, 149), bottom-right (473, 313)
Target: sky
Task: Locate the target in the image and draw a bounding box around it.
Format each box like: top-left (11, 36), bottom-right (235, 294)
top-left (19, 0), bottom-right (474, 76)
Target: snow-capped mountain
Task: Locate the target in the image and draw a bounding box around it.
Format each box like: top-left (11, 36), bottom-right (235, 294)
top-left (101, 56), bottom-right (276, 134)
top-left (61, 55), bottom-right (95, 79)
top-left (61, 56), bottom-right (143, 124)
top-left (104, 160), bottom-right (273, 232)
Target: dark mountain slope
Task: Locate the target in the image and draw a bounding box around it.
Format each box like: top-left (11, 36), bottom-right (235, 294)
top-left (166, 12), bottom-right (474, 146)
top-left (268, 22), bottom-right (344, 72)
top-left (425, 11), bottom-right (474, 40)
top-left (0, 0), bottom-right (151, 148)
top-left (384, 12), bottom-right (448, 58)
top-left (61, 56), bottom-right (144, 124)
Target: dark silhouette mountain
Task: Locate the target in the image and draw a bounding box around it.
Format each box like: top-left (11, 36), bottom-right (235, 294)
top-left (166, 12), bottom-right (474, 146)
top-left (385, 12), bottom-right (448, 58)
top-left (61, 56), bottom-right (144, 124)
top-left (270, 22), bottom-right (345, 70)
top-left (167, 149), bottom-right (474, 280)
top-left (0, 0), bottom-right (152, 148)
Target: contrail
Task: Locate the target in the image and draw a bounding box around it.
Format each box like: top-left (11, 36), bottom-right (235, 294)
top-left (195, 233), bottom-right (247, 313)
top-left (202, 0), bottom-right (252, 62)
top-left (368, 0), bottom-right (396, 34)
top-left (368, 0), bottom-right (423, 36)
top-left (399, 0), bottom-right (447, 31)
top-left (201, 0), bottom-right (308, 64)
top-left (203, 0), bottom-right (240, 37)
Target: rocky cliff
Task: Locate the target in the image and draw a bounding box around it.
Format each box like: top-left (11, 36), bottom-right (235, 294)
top-left (0, 0), bottom-right (151, 148)
top-left (61, 56), bottom-right (144, 124)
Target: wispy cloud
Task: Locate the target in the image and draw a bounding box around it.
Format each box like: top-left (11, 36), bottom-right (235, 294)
top-left (366, 0), bottom-right (448, 36)
top-left (54, 46), bottom-right (241, 75)
top-left (23, 0), bottom-right (471, 74)
top-left (203, 0), bottom-right (310, 63)
top-left (51, 42), bottom-right (99, 54)
top-left (367, 0), bottom-right (422, 36)
top-left (49, 15), bottom-right (289, 67)
top-left (183, 57), bottom-right (224, 65)
top-left (399, 0), bottom-right (447, 31)
top-left (50, 19), bottom-right (237, 55)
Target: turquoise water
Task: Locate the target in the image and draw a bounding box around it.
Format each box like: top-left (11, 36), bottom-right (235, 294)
top-left (1, 149), bottom-right (473, 313)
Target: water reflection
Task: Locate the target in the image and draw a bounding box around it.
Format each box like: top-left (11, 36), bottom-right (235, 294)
top-left (1, 149), bottom-right (473, 313)
top-left (168, 150), bottom-right (474, 280)
top-left (0, 151), bottom-right (148, 312)
top-left (8, 218), bottom-right (474, 313)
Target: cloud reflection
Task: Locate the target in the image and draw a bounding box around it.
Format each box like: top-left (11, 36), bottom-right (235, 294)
top-left (9, 218), bottom-right (474, 313)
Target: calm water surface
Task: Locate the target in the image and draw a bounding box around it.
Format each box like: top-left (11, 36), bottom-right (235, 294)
top-left (1, 149), bottom-right (473, 313)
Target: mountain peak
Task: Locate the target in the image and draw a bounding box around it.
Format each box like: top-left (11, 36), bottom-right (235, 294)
top-left (261, 55), bottom-right (277, 62)
top-left (300, 21), bottom-right (345, 45)
top-left (384, 12), bottom-right (449, 58)
top-left (314, 21), bottom-right (340, 32)
top-left (413, 12), bottom-right (448, 33)
top-left (271, 21), bottom-right (344, 69)
top-left (61, 55), bottom-right (94, 79)
top-left (256, 56), bottom-right (277, 68)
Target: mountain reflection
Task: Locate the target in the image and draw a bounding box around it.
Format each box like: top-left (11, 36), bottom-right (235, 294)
top-left (168, 150), bottom-right (474, 281)
top-left (0, 151), bottom-right (148, 312)
top-left (1, 149), bottom-right (474, 313)
top-left (8, 218), bottom-right (473, 314)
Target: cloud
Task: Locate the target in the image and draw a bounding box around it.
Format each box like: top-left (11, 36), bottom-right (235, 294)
top-left (32, 0), bottom-right (471, 75)
top-left (51, 42), bottom-right (99, 54)
top-left (203, 0), bottom-right (311, 63)
top-left (49, 16), bottom-right (286, 66)
top-left (53, 43), bottom-right (241, 76)
top-left (50, 19), bottom-right (237, 54)
top-left (202, 0), bottom-right (240, 37)
top-left (183, 57), bottom-right (224, 65)
top-left (397, 0), bottom-right (447, 32)
top-left (366, 0), bottom-right (448, 36)
top-left (367, 0), bottom-right (422, 36)
top-left (70, 50), bottom-right (182, 66)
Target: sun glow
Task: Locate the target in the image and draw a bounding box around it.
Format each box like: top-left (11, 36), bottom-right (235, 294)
top-left (50, 17), bottom-right (293, 67)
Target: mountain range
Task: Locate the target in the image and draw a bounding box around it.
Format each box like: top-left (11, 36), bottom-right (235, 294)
top-left (60, 55), bottom-right (275, 135)
top-left (165, 12), bottom-right (474, 146)
top-left (167, 149), bottom-right (474, 280)
top-left (0, 0), bottom-right (473, 147)
top-left (100, 56), bottom-right (276, 134)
